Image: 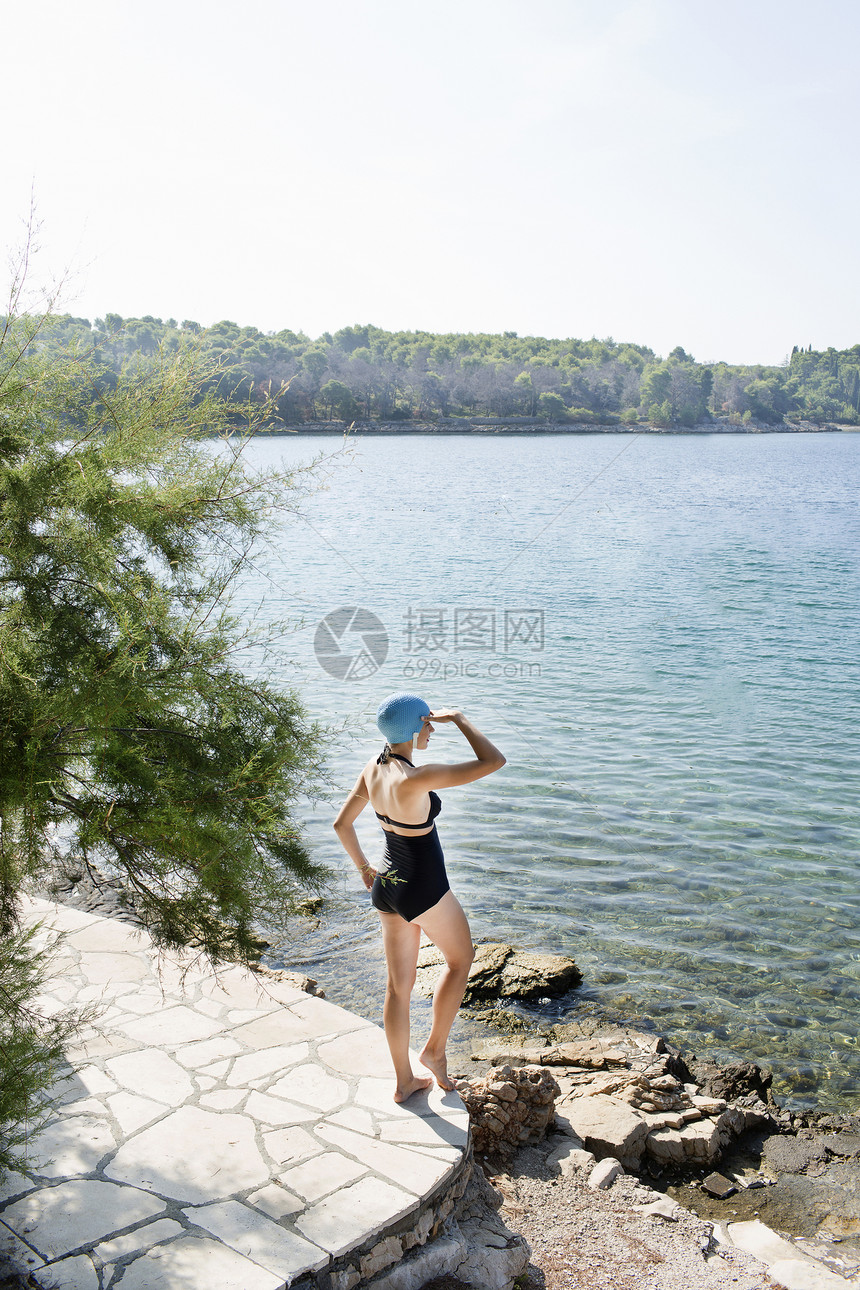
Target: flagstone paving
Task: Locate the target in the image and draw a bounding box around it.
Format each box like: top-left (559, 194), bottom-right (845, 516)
top-left (0, 897), bottom-right (471, 1289)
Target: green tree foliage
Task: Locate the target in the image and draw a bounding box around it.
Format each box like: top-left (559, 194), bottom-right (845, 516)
top-left (34, 315), bottom-right (860, 427)
top-left (0, 310), bottom-right (327, 964)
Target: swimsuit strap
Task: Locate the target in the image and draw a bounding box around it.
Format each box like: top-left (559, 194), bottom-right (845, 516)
top-left (377, 745), bottom-right (414, 766)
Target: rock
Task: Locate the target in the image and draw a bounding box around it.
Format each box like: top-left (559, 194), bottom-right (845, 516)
top-left (819, 1132), bottom-right (860, 1158)
top-left (546, 1140), bottom-right (595, 1177)
top-left (646, 1127), bottom-right (686, 1164)
top-left (589, 1157), bottom-right (624, 1189)
top-left (763, 1135), bottom-right (828, 1176)
top-left (253, 963), bottom-right (325, 997)
top-left (449, 1168), bottom-right (530, 1290)
top-left (689, 1059), bottom-right (773, 1105)
top-left (767, 1257), bottom-right (853, 1290)
top-left (702, 1172), bottom-right (738, 1199)
top-left (551, 1112), bottom-right (584, 1145)
top-left (691, 1095), bottom-right (727, 1114)
top-left (559, 1094), bottom-right (650, 1170)
top-left (416, 941), bottom-right (580, 1003)
top-left (365, 1230), bottom-right (467, 1289)
top-left (519, 1039), bottom-right (628, 1069)
top-left (459, 1065), bottom-right (560, 1161)
top-left (635, 1196), bottom-right (681, 1220)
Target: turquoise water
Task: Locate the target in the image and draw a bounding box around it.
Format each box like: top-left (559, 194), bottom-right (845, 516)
top-left (232, 432), bottom-right (860, 1109)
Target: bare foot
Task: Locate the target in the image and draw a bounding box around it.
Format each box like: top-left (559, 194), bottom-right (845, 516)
top-left (419, 1046), bottom-right (457, 1091)
top-left (393, 1074), bottom-right (433, 1103)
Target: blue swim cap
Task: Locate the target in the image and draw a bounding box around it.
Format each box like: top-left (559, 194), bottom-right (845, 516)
top-left (376, 692), bottom-right (431, 745)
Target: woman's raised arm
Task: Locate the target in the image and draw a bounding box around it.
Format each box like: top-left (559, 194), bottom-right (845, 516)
top-left (410, 710), bottom-right (505, 790)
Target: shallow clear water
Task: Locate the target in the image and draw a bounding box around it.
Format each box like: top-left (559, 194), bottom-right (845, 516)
top-left (231, 431), bottom-right (860, 1109)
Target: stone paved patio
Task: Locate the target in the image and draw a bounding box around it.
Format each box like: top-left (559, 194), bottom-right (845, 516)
top-left (0, 897), bottom-right (471, 1289)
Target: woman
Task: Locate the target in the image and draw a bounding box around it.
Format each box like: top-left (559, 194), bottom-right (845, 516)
top-left (334, 692), bottom-right (505, 1102)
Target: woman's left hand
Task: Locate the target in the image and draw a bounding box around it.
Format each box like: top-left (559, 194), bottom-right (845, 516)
top-left (359, 864), bottom-right (377, 890)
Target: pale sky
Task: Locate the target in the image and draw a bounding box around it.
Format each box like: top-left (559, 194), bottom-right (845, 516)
top-left (4, 0), bottom-right (858, 365)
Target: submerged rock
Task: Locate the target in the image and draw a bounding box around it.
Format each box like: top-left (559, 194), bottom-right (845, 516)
top-left (415, 941), bottom-right (580, 1003)
top-left (689, 1058), bottom-right (774, 1105)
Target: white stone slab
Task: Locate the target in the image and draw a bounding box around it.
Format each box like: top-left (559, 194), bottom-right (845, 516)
top-left (267, 1066), bottom-right (348, 1112)
top-left (262, 1126), bottom-right (320, 1166)
top-left (64, 1064), bottom-right (118, 1098)
top-left (195, 996), bottom-right (227, 1018)
top-left (107, 1049), bottom-right (194, 1103)
top-left (244, 1092), bottom-right (318, 1126)
top-left (54, 1097), bottom-right (106, 1118)
top-left (379, 1113), bottom-right (469, 1149)
top-left (229, 1008), bottom-right (276, 1024)
top-left (767, 1257), bottom-right (851, 1290)
top-left (289, 1003), bottom-right (372, 1046)
top-left (229, 1012), bottom-right (317, 1048)
top-left (115, 1234), bottom-right (286, 1290)
top-left (727, 1220), bottom-right (812, 1266)
top-left (0, 1172), bottom-right (35, 1205)
top-left (408, 1145), bottom-right (463, 1165)
top-left (246, 1182), bottom-right (304, 1220)
top-left (113, 989), bottom-right (170, 1015)
top-left (21, 899), bottom-right (101, 932)
top-left (315, 1123), bottom-right (451, 1194)
top-left (256, 979), bottom-right (312, 1007)
top-left (105, 1106), bottom-right (269, 1203)
top-left (0, 1222), bottom-right (44, 1275)
top-left (79, 951), bottom-right (151, 984)
top-left (40, 1253), bottom-right (100, 1289)
top-left (354, 1077), bottom-right (423, 1117)
top-left (107, 1091), bottom-right (168, 1135)
top-left (197, 1075), bottom-right (217, 1091)
top-left (325, 1107), bottom-right (377, 1136)
top-left (95, 1218), bottom-right (184, 1261)
top-left (28, 1116), bottom-right (116, 1179)
top-left (116, 1005), bottom-right (222, 1046)
top-left (148, 954), bottom-right (212, 992)
top-left (172, 1035), bottom-right (243, 1069)
top-left (65, 1032), bottom-right (140, 1061)
top-left (279, 1152), bottom-right (367, 1203)
top-left (317, 1025), bottom-right (393, 1076)
top-left (183, 1199), bottom-right (327, 1278)
top-left (226, 1044), bottom-right (309, 1087)
top-left (295, 1176), bottom-right (417, 1257)
top-left (425, 1085), bottom-right (470, 1126)
top-left (199, 1059), bottom-right (231, 1077)
top-left (202, 966), bottom-right (297, 1010)
top-left (200, 1089), bottom-right (245, 1110)
top-left (65, 920), bottom-right (145, 953)
top-left (1, 1180), bottom-right (163, 1260)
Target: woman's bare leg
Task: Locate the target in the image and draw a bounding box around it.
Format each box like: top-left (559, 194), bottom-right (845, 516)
top-left (413, 891), bottom-right (474, 1090)
top-left (378, 912), bottom-right (433, 1102)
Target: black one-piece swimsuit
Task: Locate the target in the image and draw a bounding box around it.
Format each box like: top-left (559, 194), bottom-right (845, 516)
top-left (370, 752), bottom-right (450, 922)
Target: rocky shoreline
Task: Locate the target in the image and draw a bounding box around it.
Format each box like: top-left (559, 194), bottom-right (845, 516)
top-left (14, 867), bottom-right (860, 1289)
top-left (458, 1026), bottom-right (860, 1285)
top-left (248, 416), bottom-right (846, 437)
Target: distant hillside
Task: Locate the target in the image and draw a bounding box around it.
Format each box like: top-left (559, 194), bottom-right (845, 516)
top-left (33, 316), bottom-right (860, 428)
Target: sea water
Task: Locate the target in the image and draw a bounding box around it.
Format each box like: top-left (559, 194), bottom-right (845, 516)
top-left (229, 431), bottom-right (860, 1108)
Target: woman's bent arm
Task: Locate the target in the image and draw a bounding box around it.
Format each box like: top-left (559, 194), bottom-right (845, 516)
top-left (412, 710), bottom-right (505, 790)
top-left (333, 772), bottom-right (376, 890)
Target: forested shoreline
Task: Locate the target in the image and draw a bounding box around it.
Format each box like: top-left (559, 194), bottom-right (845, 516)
top-left (36, 314), bottom-right (860, 428)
